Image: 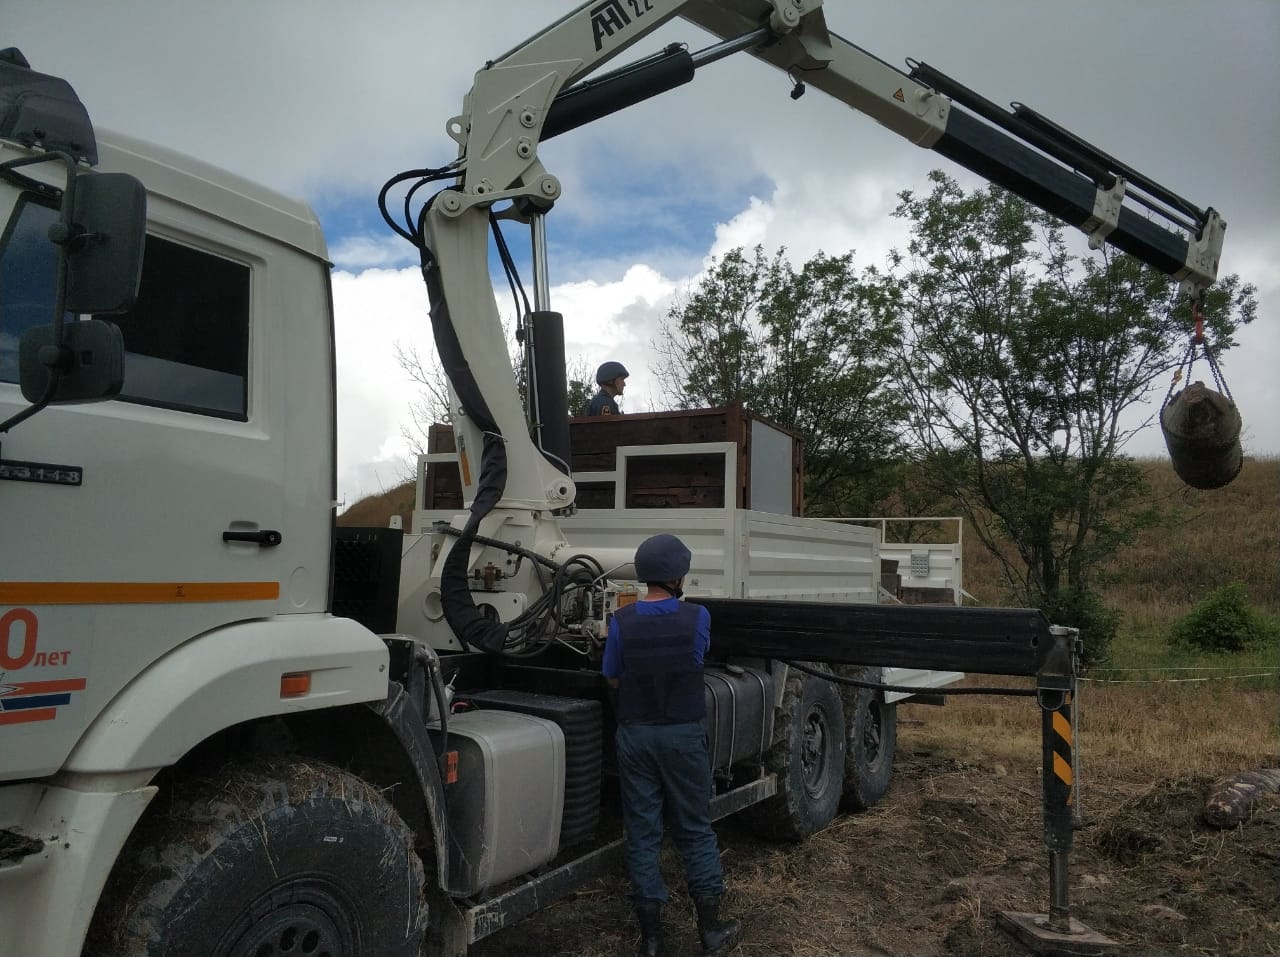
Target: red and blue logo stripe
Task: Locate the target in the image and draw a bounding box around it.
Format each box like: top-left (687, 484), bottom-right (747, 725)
top-left (0, 678), bottom-right (86, 725)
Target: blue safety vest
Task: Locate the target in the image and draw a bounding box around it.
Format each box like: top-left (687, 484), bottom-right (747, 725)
top-left (587, 389), bottom-right (620, 415)
top-left (614, 602), bottom-right (705, 724)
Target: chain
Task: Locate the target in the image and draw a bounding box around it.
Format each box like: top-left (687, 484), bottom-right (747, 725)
top-left (1163, 298), bottom-right (1235, 408)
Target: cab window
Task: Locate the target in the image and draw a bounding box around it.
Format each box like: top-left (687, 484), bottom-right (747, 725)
top-left (107, 236), bottom-right (251, 420)
top-left (1, 203), bottom-right (251, 420)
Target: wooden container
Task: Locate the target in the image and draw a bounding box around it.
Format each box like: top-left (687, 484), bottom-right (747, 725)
top-left (421, 404), bottom-right (804, 515)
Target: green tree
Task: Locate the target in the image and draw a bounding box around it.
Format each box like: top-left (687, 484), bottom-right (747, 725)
top-left (565, 357), bottom-right (595, 417)
top-left (654, 245), bottom-right (908, 515)
top-left (886, 172), bottom-right (1256, 633)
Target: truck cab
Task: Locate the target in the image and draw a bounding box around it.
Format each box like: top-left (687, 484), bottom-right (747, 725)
top-left (1, 61), bottom-right (394, 957)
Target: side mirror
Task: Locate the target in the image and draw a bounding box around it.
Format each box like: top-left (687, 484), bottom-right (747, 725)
top-left (18, 319), bottom-right (125, 404)
top-left (62, 172), bottom-right (146, 315)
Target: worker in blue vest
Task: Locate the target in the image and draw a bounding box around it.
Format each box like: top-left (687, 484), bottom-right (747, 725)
top-left (603, 533), bottom-right (742, 957)
top-left (587, 360), bottom-right (628, 415)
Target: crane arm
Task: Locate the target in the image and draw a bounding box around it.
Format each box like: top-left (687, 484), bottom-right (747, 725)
top-left (414, 0), bottom-right (1225, 507)
top-left (394, 0), bottom-right (1226, 655)
top-left (442, 0), bottom-right (1222, 290)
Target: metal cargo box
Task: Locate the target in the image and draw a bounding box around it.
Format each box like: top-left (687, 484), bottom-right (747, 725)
top-left (419, 403), bottom-right (803, 514)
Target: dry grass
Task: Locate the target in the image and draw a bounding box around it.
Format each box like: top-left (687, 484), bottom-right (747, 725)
top-left (338, 481), bottom-right (416, 529)
top-left (914, 679), bottom-right (1279, 783)
top-left (1134, 455), bottom-right (1280, 608)
top-left (954, 456), bottom-right (1280, 786)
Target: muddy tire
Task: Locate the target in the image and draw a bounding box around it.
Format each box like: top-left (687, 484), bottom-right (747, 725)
top-left (87, 760), bottom-right (427, 957)
top-left (743, 667), bottom-right (845, 842)
top-left (840, 668), bottom-right (897, 812)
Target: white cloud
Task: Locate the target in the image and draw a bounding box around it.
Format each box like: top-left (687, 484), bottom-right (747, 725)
top-left (11, 0), bottom-right (1277, 501)
top-left (331, 268), bottom-right (432, 505)
top-left (535, 264), bottom-right (677, 415)
top-left (330, 174), bottom-right (1279, 503)
top-left (556, 264), bottom-right (677, 342)
top-left (329, 259), bottom-right (686, 503)
top-left (329, 235), bottom-right (418, 272)
top-left (709, 196), bottom-right (774, 259)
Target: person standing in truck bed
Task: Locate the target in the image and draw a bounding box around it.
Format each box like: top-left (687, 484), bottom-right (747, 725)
top-left (603, 533), bottom-right (742, 957)
top-left (587, 360), bottom-right (628, 415)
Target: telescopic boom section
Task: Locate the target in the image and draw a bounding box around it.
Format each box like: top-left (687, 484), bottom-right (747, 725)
top-left (444, 0), bottom-right (1222, 290)
top-left (678, 1), bottom-right (1222, 296)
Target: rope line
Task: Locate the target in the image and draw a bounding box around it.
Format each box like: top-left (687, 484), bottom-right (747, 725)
top-left (1081, 671), bottom-right (1277, 684)
top-left (1090, 664), bottom-right (1280, 673)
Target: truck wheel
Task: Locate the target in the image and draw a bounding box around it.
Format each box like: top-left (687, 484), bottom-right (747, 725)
top-left (840, 669), bottom-right (897, 811)
top-left (88, 760), bottom-right (427, 957)
top-left (743, 668), bottom-right (845, 842)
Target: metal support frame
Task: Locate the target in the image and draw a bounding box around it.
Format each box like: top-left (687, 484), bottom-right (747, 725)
top-left (694, 599), bottom-right (1119, 951)
top-left (1038, 685), bottom-right (1075, 932)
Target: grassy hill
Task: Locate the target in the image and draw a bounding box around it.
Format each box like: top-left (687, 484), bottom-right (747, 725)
top-left (962, 455), bottom-right (1278, 611)
top-left (339, 479), bottom-right (417, 530)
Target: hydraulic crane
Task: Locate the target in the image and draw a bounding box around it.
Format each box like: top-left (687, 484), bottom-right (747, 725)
top-left (382, 0), bottom-right (1225, 662)
top-left (0, 4), bottom-right (1232, 955)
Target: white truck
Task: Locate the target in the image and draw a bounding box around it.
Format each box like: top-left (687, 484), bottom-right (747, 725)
top-left (0, 3), bottom-right (1224, 955)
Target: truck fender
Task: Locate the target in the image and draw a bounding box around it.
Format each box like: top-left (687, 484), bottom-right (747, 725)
top-left (366, 679), bottom-right (454, 895)
top-left (0, 778), bottom-right (156, 957)
top-left (64, 614), bottom-right (389, 773)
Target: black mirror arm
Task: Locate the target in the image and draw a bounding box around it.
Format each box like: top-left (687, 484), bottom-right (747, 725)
top-left (0, 148), bottom-right (80, 328)
top-left (0, 154), bottom-right (65, 202)
top-left (0, 371), bottom-right (59, 437)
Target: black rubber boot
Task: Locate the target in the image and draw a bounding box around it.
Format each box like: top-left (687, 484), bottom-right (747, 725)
top-left (694, 896), bottom-right (741, 955)
top-left (634, 899), bottom-right (665, 957)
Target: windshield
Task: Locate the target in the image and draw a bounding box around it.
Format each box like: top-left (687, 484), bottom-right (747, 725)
top-left (0, 194), bottom-right (59, 384)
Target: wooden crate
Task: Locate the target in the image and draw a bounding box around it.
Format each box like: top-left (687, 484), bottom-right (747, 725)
top-left (422, 421), bottom-right (463, 511)
top-left (421, 404), bottom-right (804, 515)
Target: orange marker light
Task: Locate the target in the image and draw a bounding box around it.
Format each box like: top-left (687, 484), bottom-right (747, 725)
top-left (444, 751), bottom-right (459, 785)
top-left (280, 672), bottom-right (311, 697)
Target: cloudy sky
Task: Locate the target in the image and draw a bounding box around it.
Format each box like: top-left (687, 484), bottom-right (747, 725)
top-left (12, 1), bottom-right (1278, 506)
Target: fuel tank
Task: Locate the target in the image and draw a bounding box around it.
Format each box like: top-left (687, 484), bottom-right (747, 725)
top-left (703, 664), bottom-right (774, 773)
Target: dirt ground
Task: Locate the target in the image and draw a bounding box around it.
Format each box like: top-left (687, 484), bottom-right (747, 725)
top-left (471, 721), bottom-right (1280, 957)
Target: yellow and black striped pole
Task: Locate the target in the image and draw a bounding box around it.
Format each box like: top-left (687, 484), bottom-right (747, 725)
top-left (1040, 687), bottom-right (1075, 933)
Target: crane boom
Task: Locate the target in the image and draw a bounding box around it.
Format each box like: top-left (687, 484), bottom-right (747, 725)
top-left (413, 0), bottom-right (1225, 506)
top-left (392, 0), bottom-right (1228, 655)
top-left (442, 0), bottom-right (1222, 289)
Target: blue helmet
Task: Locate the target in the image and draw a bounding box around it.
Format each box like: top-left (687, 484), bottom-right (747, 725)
top-left (634, 534), bottom-right (691, 582)
top-left (596, 360), bottom-right (629, 385)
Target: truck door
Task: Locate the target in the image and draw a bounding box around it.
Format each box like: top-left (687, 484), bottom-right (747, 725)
top-left (1, 174), bottom-right (331, 780)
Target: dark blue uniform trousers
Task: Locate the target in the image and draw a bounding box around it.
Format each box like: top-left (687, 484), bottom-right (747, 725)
top-left (616, 720), bottom-right (725, 902)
